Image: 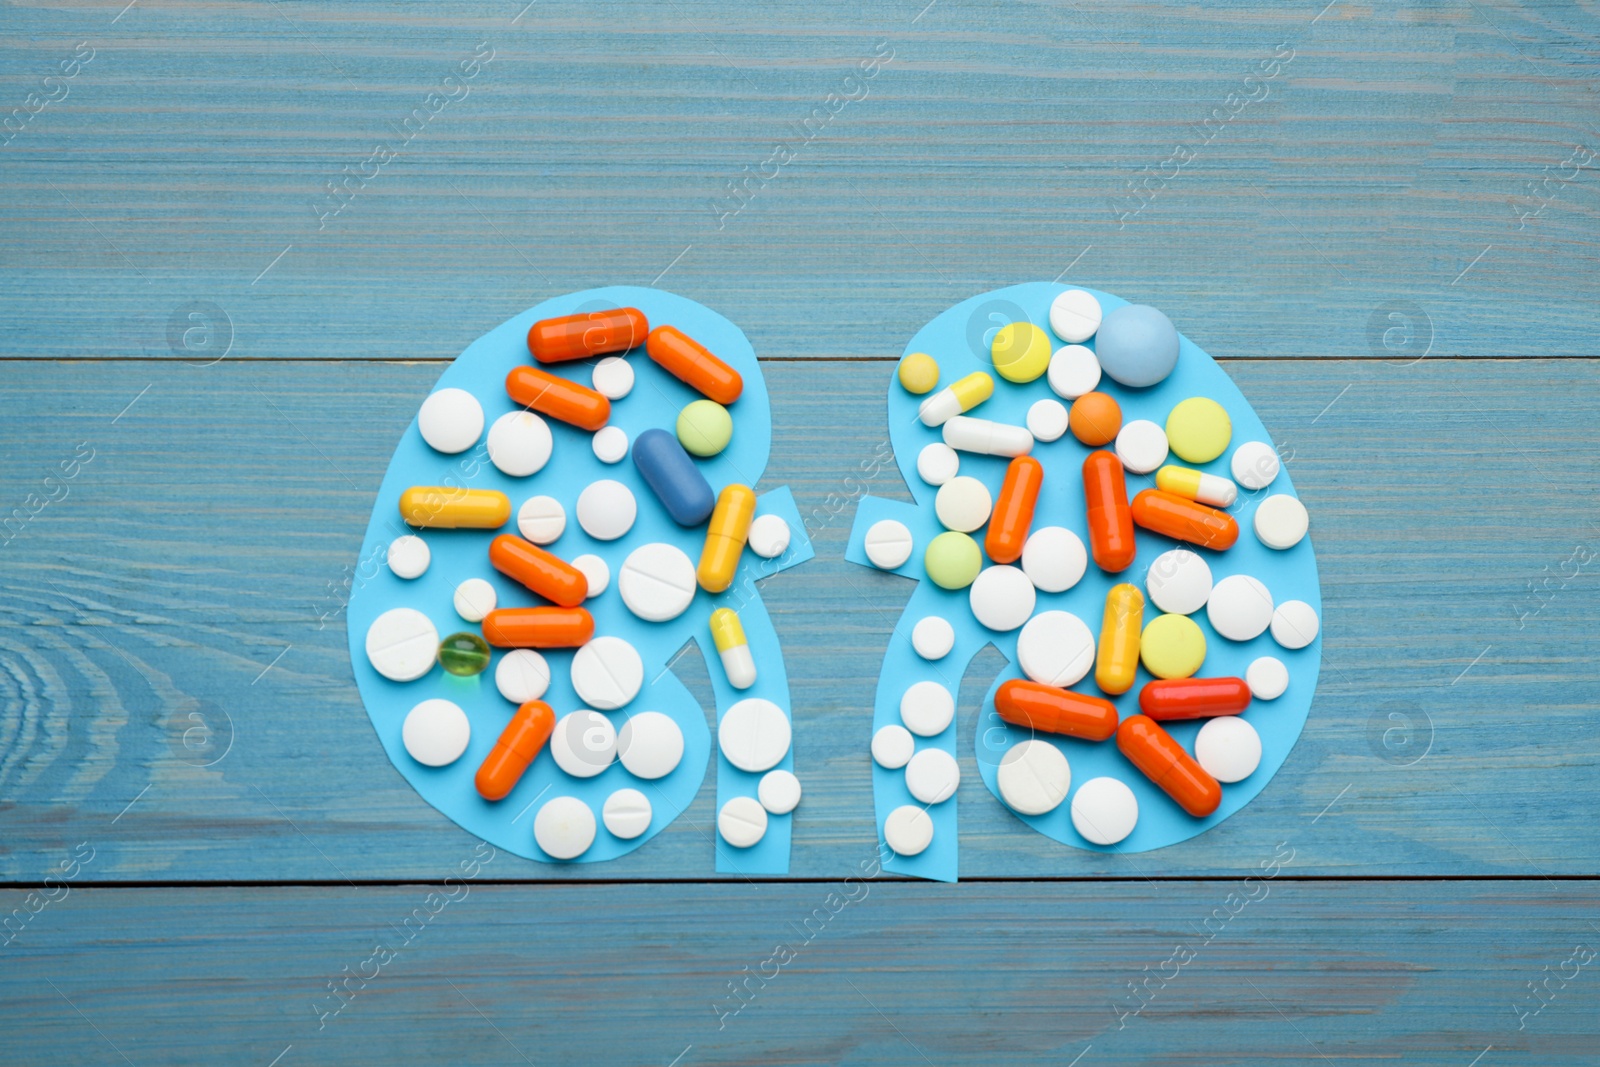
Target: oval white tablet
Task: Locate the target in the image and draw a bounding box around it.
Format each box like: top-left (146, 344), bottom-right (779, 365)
top-left (718, 795), bottom-right (768, 848)
top-left (495, 648), bottom-right (550, 703)
top-left (1026, 398), bottom-right (1070, 443)
top-left (1047, 344), bottom-right (1102, 399)
top-left (550, 710), bottom-right (617, 778)
top-left (911, 615), bottom-right (955, 660)
top-left (969, 565), bottom-right (1036, 632)
top-left (899, 680), bottom-right (955, 737)
top-left (487, 410), bottom-right (553, 477)
top-left (1247, 656), bottom-right (1289, 700)
top-left (453, 577), bottom-right (498, 622)
top-left (616, 710), bottom-right (685, 779)
top-left (591, 425), bottom-right (629, 464)
top-left (576, 479), bottom-right (637, 541)
top-left (517, 496), bottom-right (566, 544)
top-left (1270, 600), bottom-right (1320, 649)
top-left (1254, 494), bottom-right (1309, 550)
top-left (905, 747), bottom-right (961, 804)
top-left (571, 636), bottom-right (643, 711)
top-left (1049, 289), bottom-right (1103, 343)
top-left (1195, 716), bottom-right (1261, 783)
top-left (883, 805), bottom-right (934, 856)
top-left (917, 442), bottom-right (960, 486)
top-left (619, 542), bottom-right (697, 622)
top-left (1207, 574), bottom-right (1275, 641)
top-left (602, 788), bottom-right (652, 839)
top-left (1115, 420), bottom-right (1169, 474)
top-left (864, 519), bottom-right (914, 570)
top-left (758, 769), bottom-right (802, 814)
top-left (1016, 610), bottom-right (1095, 687)
top-left (401, 699), bottom-right (470, 767)
top-left (871, 724), bottom-right (916, 769)
top-left (592, 356), bottom-right (634, 400)
top-left (997, 739), bottom-right (1071, 816)
top-left (417, 388), bottom-right (484, 454)
top-left (1231, 441), bottom-right (1280, 490)
top-left (748, 513), bottom-right (791, 558)
top-left (1145, 548), bottom-right (1213, 615)
top-left (1021, 526), bottom-right (1087, 593)
top-left (571, 553), bottom-right (610, 598)
top-left (935, 476), bottom-right (992, 533)
top-left (1070, 776), bottom-right (1139, 846)
top-left (534, 796), bottom-right (596, 859)
top-left (365, 607), bottom-right (439, 682)
top-left (718, 698), bottom-right (791, 773)
top-left (387, 535), bottom-right (430, 579)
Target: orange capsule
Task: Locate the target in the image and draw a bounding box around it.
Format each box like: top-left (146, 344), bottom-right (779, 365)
top-left (994, 679), bottom-right (1119, 742)
top-left (527, 308), bottom-right (648, 364)
top-left (1083, 450), bottom-right (1137, 573)
top-left (985, 456), bottom-right (1043, 565)
top-left (481, 607), bottom-right (594, 649)
top-left (505, 365), bottom-right (611, 431)
top-left (1139, 677), bottom-right (1252, 721)
top-left (475, 700), bottom-right (556, 801)
top-left (1117, 715), bottom-right (1222, 817)
top-left (488, 535), bottom-right (588, 608)
top-left (1130, 489), bottom-right (1239, 550)
top-left (646, 325), bottom-right (743, 405)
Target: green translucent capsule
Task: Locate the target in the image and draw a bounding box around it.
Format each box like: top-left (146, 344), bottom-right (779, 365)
top-left (438, 631), bottom-right (491, 677)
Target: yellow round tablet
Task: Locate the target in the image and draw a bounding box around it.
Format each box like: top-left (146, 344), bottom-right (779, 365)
top-left (990, 322), bottom-right (1052, 384)
top-left (1165, 397), bottom-right (1232, 464)
top-left (898, 352), bottom-right (940, 395)
top-left (1140, 613), bottom-right (1207, 679)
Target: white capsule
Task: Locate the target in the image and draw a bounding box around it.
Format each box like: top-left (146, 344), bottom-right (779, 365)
top-left (719, 645), bottom-right (757, 690)
top-left (942, 415), bottom-right (1034, 458)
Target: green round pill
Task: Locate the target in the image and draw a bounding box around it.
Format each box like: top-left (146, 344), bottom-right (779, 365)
top-left (676, 400), bottom-right (734, 457)
top-left (924, 531), bottom-right (983, 590)
top-left (438, 631), bottom-right (491, 677)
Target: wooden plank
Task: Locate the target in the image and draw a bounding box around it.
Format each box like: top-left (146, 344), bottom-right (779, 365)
top-left (1, 358), bottom-right (1596, 881)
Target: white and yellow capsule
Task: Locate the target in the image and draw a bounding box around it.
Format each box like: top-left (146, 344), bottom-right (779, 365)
top-left (710, 608), bottom-right (756, 690)
top-left (1155, 465), bottom-right (1238, 508)
top-left (918, 371), bottom-right (994, 427)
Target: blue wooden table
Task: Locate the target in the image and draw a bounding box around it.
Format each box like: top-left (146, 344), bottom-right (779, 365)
top-left (3, 1), bottom-right (1599, 1063)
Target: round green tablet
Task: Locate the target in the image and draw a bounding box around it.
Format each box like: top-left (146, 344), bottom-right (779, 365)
top-left (1139, 613), bottom-right (1207, 680)
top-left (1165, 397), bottom-right (1232, 464)
top-left (676, 400), bottom-right (733, 457)
top-left (898, 352), bottom-right (940, 395)
top-left (924, 531), bottom-right (983, 590)
top-left (438, 631), bottom-right (491, 677)
top-left (990, 322), bottom-right (1052, 384)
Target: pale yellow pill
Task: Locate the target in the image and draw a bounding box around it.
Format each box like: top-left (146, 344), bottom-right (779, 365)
top-left (990, 322), bottom-right (1052, 384)
top-left (1139, 613), bottom-right (1207, 679)
top-left (1165, 398), bottom-right (1232, 465)
top-left (898, 352), bottom-right (940, 395)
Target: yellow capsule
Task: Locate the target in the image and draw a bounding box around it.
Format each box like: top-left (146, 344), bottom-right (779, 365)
top-left (697, 484), bottom-right (756, 593)
top-left (709, 607), bottom-right (757, 689)
top-left (399, 486), bottom-right (511, 529)
top-left (1095, 583), bottom-right (1144, 696)
top-left (1155, 465), bottom-right (1238, 508)
top-left (918, 371), bottom-right (994, 427)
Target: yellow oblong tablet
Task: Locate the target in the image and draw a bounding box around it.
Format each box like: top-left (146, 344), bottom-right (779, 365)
top-left (1095, 583), bottom-right (1144, 695)
top-left (1140, 613), bottom-right (1207, 680)
top-left (399, 486), bottom-right (511, 529)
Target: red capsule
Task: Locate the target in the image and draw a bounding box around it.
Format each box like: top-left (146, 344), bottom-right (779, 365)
top-left (1138, 677), bottom-right (1252, 721)
top-left (481, 607), bottom-right (594, 649)
top-left (1083, 450), bottom-right (1136, 573)
top-left (1130, 489), bottom-right (1238, 550)
top-left (475, 701), bottom-right (556, 801)
top-left (985, 455), bottom-right (1043, 565)
top-left (489, 535), bottom-right (588, 607)
top-left (505, 366), bottom-right (611, 431)
top-left (994, 679), bottom-right (1119, 742)
top-left (1117, 715), bottom-right (1222, 817)
top-left (646, 325), bottom-right (743, 405)
top-left (527, 308), bottom-right (648, 363)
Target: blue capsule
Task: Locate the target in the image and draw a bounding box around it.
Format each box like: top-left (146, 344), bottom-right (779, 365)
top-left (632, 428), bottom-right (715, 526)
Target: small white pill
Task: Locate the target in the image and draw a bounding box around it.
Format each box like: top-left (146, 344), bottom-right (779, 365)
top-left (417, 388), bottom-right (484, 454)
top-left (1246, 656), bottom-right (1289, 700)
top-left (401, 699), bottom-right (470, 767)
top-left (1254, 494), bottom-right (1309, 550)
top-left (602, 788), bottom-right (652, 839)
top-left (883, 805), bottom-right (934, 856)
top-left (758, 769), bottom-right (802, 814)
top-left (591, 425), bottom-right (629, 464)
top-left (905, 747), bottom-right (961, 804)
top-left (718, 698), bottom-right (791, 773)
top-left (619, 542), bottom-right (698, 622)
top-left (1270, 600), bottom-right (1320, 649)
top-left (386, 535), bottom-right (430, 579)
top-left (571, 636), bottom-right (643, 710)
top-left (365, 607), bottom-right (438, 682)
top-left (617, 710), bottom-right (685, 780)
top-left (1049, 289), bottom-right (1103, 343)
top-left (1115, 420), bottom-right (1170, 474)
top-left (1145, 549), bottom-right (1213, 616)
top-left (571, 553), bottom-right (610, 598)
top-left (748, 514), bottom-right (791, 558)
top-left (592, 356), bottom-right (634, 400)
top-left (534, 796), bottom-right (596, 859)
top-left (453, 577), bottom-right (498, 622)
top-left (550, 710), bottom-right (617, 778)
top-left (1207, 574), bottom-right (1274, 641)
top-left (864, 520), bottom-right (914, 570)
top-left (997, 739), bottom-right (1071, 816)
top-left (1231, 441), bottom-right (1281, 490)
top-left (517, 496), bottom-right (566, 544)
top-left (917, 442), bottom-right (961, 486)
top-left (1195, 716), bottom-right (1261, 783)
top-left (969, 565), bottom-right (1036, 632)
top-left (1071, 776), bottom-right (1139, 846)
top-left (487, 410), bottom-right (553, 477)
top-left (935, 476), bottom-right (993, 533)
top-left (1020, 526), bottom-right (1087, 593)
top-left (1016, 610), bottom-right (1095, 687)
top-left (1047, 344), bottom-right (1102, 399)
top-left (872, 724), bottom-right (916, 769)
top-left (911, 615), bottom-right (955, 660)
top-left (900, 680), bottom-right (955, 737)
top-left (718, 796), bottom-right (768, 848)
top-left (1027, 398), bottom-right (1071, 443)
top-left (942, 415), bottom-right (1033, 458)
top-left (577, 479), bottom-right (637, 541)
top-left (495, 648), bottom-right (550, 703)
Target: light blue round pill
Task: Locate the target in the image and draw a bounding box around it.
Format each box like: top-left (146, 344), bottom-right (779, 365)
top-left (1095, 304), bottom-right (1179, 388)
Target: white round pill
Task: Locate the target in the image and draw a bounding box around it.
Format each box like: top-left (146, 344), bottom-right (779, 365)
top-left (997, 739), bottom-right (1071, 816)
top-left (1145, 548), bottom-right (1213, 615)
top-left (748, 514), bottom-right (791, 558)
top-left (899, 680), bottom-right (955, 737)
top-left (616, 710), bottom-right (685, 780)
top-left (602, 788), bottom-right (652, 839)
top-left (1049, 289), bottom-right (1103, 343)
top-left (1231, 441), bottom-right (1280, 490)
top-left (571, 636), bottom-right (644, 710)
top-left (1047, 344), bottom-right (1102, 399)
top-left (386, 535), bottom-right (430, 579)
top-left (1115, 420), bottom-right (1170, 474)
top-left (365, 607), bottom-right (439, 682)
top-left (619, 542), bottom-right (697, 622)
top-left (718, 698), bottom-right (791, 773)
top-left (495, 648), bottom-right (550, 703)
top-left (1270, 600), bottom-right (1320, 649)
top-left (911, 615), bottom-right (955, 660)
top-left (1195, 716), bottom-right (1261, 783)
top-left (453, 577), bottom-right (498, 622)
top-left (1246, 656), bottom-right (1289, 700)
top-left (487, 410), bottom-right (553, 477)
top-left (1016, 610), bottom-right (1095, 687)
top-left (517, 496), bottom-right (566, 544)
top-left (905, 747), bottom-right (961, 804)
top-left (576, 479), bottom-right (637, 541)
top-left (758, 769), bottom-right (802, 814)
top-left (571, 553), bottom-right (610, 598)
top-left (1071, 776), bottom-right (1139, 846)
top-left (591, 425), bottom-right (629, 464)
top-left (718, 796), bottom-right (768, 848)
top-left (1254, 494), bottom-right (1309, 550)
top-left (864, 520), bottom-right (914, 570)
top-left (934, 476), bottom-right (992, 533)
top-left (883, 805), bottom-right (934, 856)
top-left (417, 388), bottom-right (484, 454)
top-left (1207, 574), bottom-right (1274, 641)
top-left (550, 710), bottom-right (617, 778)
top-left (592, 356), bottom-right (634, 400)
top-left (871, 724), bottom-right (916, 769)
top-left (1020, 526), bottom-right (1087, 593)
top-left (917, 442), bottom-right (960, 486)
top-left (534, 796), bottom-right (596, 859)
top-left (1026, 399), bottom-right (1070, 443)
top-left (401, 699), bottom-right (470, 767)
top-left (969, 565), bottom-right (1036, 632)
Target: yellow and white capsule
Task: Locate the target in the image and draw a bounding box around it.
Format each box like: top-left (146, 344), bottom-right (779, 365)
top-left (710, 608), bottom-right (756, 690)
top-left (918, 371), bottom-right (994, 427)
top-left (1155, 465), bottom-right (1238, 508)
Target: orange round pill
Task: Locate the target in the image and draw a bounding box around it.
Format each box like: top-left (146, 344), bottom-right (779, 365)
top-left (1070, 392), bottom-right (1122, 446)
